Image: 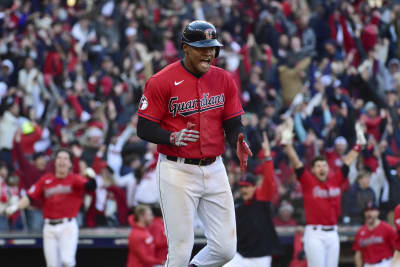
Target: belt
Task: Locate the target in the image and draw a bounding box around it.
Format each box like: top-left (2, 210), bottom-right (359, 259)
top-left (166, 156), bottom-right (216, 166)
top-left (312, 226), bottom-right (335, 231)
top-left (45, 218), bottom-right (73, 226)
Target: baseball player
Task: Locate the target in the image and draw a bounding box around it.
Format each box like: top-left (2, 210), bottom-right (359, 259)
top-left (137, 20), bottom-right (252, 267)
top-left (6, 148), bottom-right (97, 267)
top-left (224, 131), bottom-right (280, 267)
top-left (282, 118), bottom-right (365, 267)
top-left (353, 202), bottom-right (396, 267)
top-left (392, 204), bottom-right (400, 267)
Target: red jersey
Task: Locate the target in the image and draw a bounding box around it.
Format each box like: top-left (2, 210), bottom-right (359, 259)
top-left (297, 168), bottom-right (345, 225)
top-left (149, 217), bottom-right (168, 261)
top-left (394, 204), bottom-right (400, 251)
top-left (27, 173), bottom-right (87, 219)
top-left (127, 216), bottom-right (164, 267)
top-left (353, 221), bottom-right (396, 264)
top-left (138, 60), bottom-right (243, 158)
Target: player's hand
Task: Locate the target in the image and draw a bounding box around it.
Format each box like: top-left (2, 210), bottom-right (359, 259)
top-left (355, 121), bottom-right (367, 145)
top-left (169, 122), bottom-right (200, 147)
top-left (84, 168), bottom-right (96, 179)
top-left (236, 133), bottom-right (253, 172)
top-left (5, 203), bottom-right (18, 216)
top-left (280, 117), bottom-right (294, 145)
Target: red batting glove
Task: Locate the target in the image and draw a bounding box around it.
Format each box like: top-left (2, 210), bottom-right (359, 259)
top-left (236, 133), bottom-right (253, 172)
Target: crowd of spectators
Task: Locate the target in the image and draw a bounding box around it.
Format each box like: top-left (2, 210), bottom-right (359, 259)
top-left (1, 0), bottom-right (400, 232)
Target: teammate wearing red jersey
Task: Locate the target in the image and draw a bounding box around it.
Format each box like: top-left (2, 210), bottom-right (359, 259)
top-left (6, 148), bottom-right (96, 267)
top-left (137, 20), bottom-right (252, 267)
top-left (354, 202), bottom-right (396, 267)
top-left (282, 118), bottom-right (365, 267)
top-left (393, 204), bottom-right (400, 267)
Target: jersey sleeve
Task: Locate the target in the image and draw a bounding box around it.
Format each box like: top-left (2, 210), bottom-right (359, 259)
top-left (352, 230), bottom-right (361, 251)
top-left (73, 174), bottom-right (88, 191)
top-left (27, 176), bottom-right (46, 201)
top-left (137, 77), bottom-right (167, 123)
top-left (256, 160), bottom-right (276, 201)
top-left (222, 73), bottom-right (244, 121)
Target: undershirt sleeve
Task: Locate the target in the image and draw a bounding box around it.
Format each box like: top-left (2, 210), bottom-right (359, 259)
top-left (295, 167), bottom-right (305, 179)
top-left (222, 115), bottom-right (244, 149)
top-left (137, 116), bottom-right (172, 145)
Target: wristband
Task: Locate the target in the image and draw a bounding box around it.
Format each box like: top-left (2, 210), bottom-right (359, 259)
top-left (352, 144), bottom-right (362, 152)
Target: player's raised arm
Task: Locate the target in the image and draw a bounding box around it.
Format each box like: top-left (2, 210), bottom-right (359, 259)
top-left (341, 121), bottom-right (366, 167)
top-left (281, 117), bottom-right (303, 170)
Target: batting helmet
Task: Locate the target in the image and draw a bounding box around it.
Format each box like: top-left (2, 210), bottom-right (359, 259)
top-left (181, 20), bottom-right (223, 57)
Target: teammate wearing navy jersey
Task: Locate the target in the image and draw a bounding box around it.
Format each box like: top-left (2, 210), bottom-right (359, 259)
top-left (282, 118), bottom-right (365, 267)
top-left (6, 148), bottom-right (96, 267)
top-left (224, 132), bottom-right (280, 267)
top-left (137, 20), bottom-right (252, 267)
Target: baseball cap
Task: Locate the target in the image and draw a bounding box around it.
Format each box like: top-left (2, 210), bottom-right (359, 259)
top-left (364, 101), bottom-right (377, 112)
top-left (364, 201), bottom-right (379, 212)
top-left (238, 174), bottom-right (257, 187)
top-left (334, 136), bottom-right (347, 146)
top-left (33, 152), bottom-right (46, 161)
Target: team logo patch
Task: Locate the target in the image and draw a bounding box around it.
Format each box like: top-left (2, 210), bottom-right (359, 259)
top-left (139, 95), bottom-right (148, 110)
top-left (396, 218), bottom-right (400, 226)
top-left (168, 93), bottom-right (225, 117)
top-left (204, 29), bottom-right (214, 40)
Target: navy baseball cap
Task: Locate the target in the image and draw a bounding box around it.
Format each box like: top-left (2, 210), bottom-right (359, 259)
top-left (238, 174), bottom-right (257, 187)
top-left (364, 201), bottom-right (379, 212)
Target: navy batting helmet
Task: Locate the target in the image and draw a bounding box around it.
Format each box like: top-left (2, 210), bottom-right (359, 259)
top-left (181, 20), bottom-right (223, 57)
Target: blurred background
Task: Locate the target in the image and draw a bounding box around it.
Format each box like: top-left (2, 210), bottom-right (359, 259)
top-left (0, 0), bottom-right (400, 266)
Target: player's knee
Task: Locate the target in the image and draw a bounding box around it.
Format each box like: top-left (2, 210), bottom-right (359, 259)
top-left (169, 240), bottom-right (193, 263)
top-left (217, 240), bottom-right (236, 263)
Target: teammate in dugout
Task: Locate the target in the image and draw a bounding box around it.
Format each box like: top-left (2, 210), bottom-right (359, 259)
top-left (353, 202), bottom-right (396, 267)
top-left (136, 20), bottom-right (252, 267)
top-left (282, 118), bottom-right (366, 267)
top-left (393, 204), bottom-right (400, 267)
top-left (6, 148), bottom-right (97, 267)
top-left (223, 132), bottom-right (280, 267)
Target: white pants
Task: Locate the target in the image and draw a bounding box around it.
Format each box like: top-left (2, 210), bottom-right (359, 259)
top-left (43, 218), bottom-right (79, 267)
top-left (365, 257), bottom-right (392, 267)
top-left (223, 252), bottom-right (271, 267)
top-left (304, 225), bottom-right (340, 267)
top-left (157, 154), bottom-right (236, 267)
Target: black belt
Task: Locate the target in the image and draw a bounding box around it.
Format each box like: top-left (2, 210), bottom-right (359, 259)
top-left (46, 218), bottom-right (73, 226)
top-left (166, 156), bottom-right (216, 166)
top-left (313, 226), bottom-right (335, 231)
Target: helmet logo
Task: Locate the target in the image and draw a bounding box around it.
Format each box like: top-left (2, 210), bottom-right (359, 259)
top-left (204, 29), bottom-right (214, 40)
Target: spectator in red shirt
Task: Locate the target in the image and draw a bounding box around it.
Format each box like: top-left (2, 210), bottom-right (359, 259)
top-left (127, 205), bottom-right (164, 267)
top-left (149, 204), bottom-right (168, 264)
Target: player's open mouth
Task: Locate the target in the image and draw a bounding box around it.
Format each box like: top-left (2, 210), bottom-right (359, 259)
top-left (199, 59), bottom-right (211, 68)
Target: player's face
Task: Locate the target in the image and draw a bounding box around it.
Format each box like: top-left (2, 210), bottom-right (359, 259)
top-left (183, 44), bottom-right (216, 75)
top-left (55, 151), bottom-right (72, 175)
top-left (311, 160), bottom-right (329, 182)
top-left (364, 209), bottom-right (379, 225)
top-left (240, 185), bottom-right (257, 201)
top-left (35, 156), bottom-right (47, 171)
top-left (143, 208), bottom-right (154, 226)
